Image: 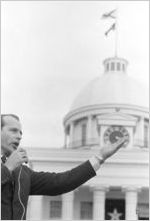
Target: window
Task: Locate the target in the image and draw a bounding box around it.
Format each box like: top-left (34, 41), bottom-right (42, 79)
top-left (81, 124), bottom-right (87, 146)
top-left (122, 63), bottom-right (125, 71)
top-left (106, 63), bottom-right (109, 71)
top-left (138, 203), bottom-right (149, 220)
top-left (50, 201), bottom-right (62, 219)
top-left (80, 202), bottom-right (93, 220)
top-left (117, 62), bottom-right (120, 71)
top-left (111, 62), bottom-right (115, 71)
top-left (105, 199), bottom-right (125, 220)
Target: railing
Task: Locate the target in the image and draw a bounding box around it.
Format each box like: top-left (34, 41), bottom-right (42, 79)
top-left (66, 139), bottom-right (149, 149)
top-left (68, 138), bottom-right (99, 149)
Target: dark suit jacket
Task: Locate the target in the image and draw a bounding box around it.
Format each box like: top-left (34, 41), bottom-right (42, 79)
top-left (1, 161), bottom-right (96, 220)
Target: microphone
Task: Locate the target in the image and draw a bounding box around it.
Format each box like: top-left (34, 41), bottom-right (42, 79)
top-left (1, 155), bottom-right (7, 164)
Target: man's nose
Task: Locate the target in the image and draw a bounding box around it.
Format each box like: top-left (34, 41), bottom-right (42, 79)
top-left (16, 132), bottom-right (22, 141)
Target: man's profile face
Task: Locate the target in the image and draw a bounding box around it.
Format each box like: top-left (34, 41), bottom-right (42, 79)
top-left (1, 116), bottom-right (22, 156)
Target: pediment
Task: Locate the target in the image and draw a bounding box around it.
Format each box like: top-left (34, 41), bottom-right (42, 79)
top-left (97, 112), bottom-right (137, 126)
top-left (97, 112), bottom-right (137, 121)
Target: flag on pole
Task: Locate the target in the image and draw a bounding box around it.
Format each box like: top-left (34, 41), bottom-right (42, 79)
top-left (101, 9), bottom-right (118, 55)
top-left (101, 9), bottom-right (116, 19)
top-left (105, 23), bottom-right (116, 36)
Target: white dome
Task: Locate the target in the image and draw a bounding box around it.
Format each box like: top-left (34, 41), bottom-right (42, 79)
top-left (70, 58), bottom-right (149, 111)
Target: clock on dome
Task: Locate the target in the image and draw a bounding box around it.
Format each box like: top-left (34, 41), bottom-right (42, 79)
top-left (104, 126), bottom-right (130, 147)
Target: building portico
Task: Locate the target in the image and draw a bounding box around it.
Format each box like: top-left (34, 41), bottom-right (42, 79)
top-left (26, 144), bottom-right (149, 220)
top-left (27, 182), bottom-right (149, 220)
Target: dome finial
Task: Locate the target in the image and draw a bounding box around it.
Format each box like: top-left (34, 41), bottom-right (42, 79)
top-left (103, 57), bottom-right (128, 74)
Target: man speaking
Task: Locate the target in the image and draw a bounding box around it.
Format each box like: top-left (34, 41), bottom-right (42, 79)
top-left (1, 114), bottom-right (127, 220)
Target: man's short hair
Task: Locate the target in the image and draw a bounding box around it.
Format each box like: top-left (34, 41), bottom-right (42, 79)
top-left (1, 114), bottom-right (20, 129)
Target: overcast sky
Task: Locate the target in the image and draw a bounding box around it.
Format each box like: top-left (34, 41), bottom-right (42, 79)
top-left (1, 1), bottom-right (149, 148)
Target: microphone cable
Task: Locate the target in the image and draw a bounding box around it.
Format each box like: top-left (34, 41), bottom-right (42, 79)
top-left (18, 166), bottom-right (26, 220)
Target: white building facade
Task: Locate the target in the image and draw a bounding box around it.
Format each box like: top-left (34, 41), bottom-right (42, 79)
top-left (26, 57), bottom-right (149, 220)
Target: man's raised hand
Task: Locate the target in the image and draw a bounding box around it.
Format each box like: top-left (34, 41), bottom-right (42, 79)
top-left (5, 148), bottom-right (28, 172)
top-left (98, 136), bottom-right (127, 162)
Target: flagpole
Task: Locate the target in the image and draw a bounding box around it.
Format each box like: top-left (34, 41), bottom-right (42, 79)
top-left (115, 8), bottom-right (118, 57)
top-left (102, 8), bottom-right (118, 56)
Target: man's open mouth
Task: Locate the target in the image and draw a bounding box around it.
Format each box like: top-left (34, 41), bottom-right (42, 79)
top-left (12, 142), bottom-right (19, 149)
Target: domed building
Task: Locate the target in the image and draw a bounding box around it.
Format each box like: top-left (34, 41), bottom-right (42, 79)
top-left (26, 56), bottom-right (149, 220)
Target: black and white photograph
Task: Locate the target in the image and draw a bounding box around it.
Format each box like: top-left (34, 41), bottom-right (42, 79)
top-left (1, 1), bottom-right (149, 220)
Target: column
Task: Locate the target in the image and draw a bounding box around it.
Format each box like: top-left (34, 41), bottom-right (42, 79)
top-left (123, 186), bottom-right (140, 220)
top-left (62, 191), bottom-right (74, 220)
top-left (135, 117), bottom-right (144, 146)
top-left (27, 196), bottom-right (44, 220)
top-left (87, 115), bottom-right (92, 145)
top-left (69, 122), bottom-right (74, 147)
top-left (92, 186), bottom-right (108, 221)
top-left (64, 128), bottom-right (67, 148)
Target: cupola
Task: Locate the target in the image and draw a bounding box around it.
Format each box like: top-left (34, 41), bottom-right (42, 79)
top-left (104, 57), bottom-right (128, 74)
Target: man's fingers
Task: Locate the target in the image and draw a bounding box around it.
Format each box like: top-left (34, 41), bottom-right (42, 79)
top-left (113, 137), bottom-right (127, 149)
top-left (115, 136), bottom-right (120, 141)
top-left (18, 149), bottom-right (29, 163)
top-left (22, 156), bottom-right (29, 164)
top-left (20, 152), bottom-right (29, 162)
top-left (18, 148), bottom-right (27, 153)
top-left (18, 148), bottom-right (28, 157)
top-left (20, 154), bottom-right (28, 163)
